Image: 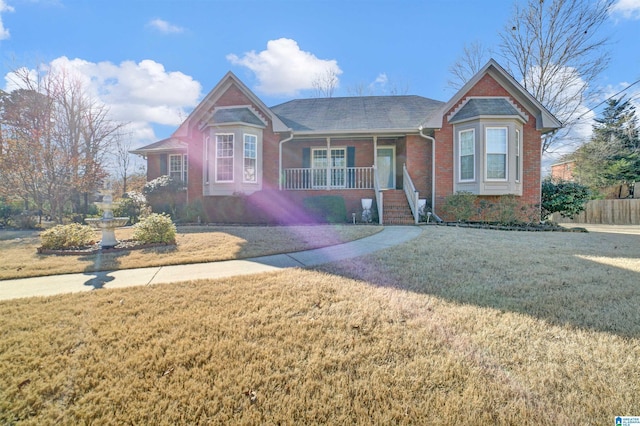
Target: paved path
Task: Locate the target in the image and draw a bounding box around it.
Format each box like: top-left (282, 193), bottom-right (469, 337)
top-left (0, 226), bottom-right (423, 301)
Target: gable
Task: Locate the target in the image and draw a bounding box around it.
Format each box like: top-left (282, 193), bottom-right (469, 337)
top-left (174, 72), bottom-right (288, 138)
top-left (424, 59), bottom-right (561, 133)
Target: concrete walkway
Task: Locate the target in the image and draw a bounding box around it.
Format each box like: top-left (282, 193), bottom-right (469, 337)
top-left (0, 226), bottom-right (423, 301)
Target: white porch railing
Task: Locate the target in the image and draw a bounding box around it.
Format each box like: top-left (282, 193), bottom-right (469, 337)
top-left (403, 163), bottom-right (420, 224)
top-left (374, 166), bottom-right (384, 225)
top-left (282, 167), bottom-right (375, 190)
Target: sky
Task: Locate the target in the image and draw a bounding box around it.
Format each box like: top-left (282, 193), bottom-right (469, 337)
top-left (1, 0), bottom-right (639, 170)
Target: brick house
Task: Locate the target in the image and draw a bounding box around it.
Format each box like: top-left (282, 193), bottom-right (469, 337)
top-left (131, 59), bottom-right (561, 224)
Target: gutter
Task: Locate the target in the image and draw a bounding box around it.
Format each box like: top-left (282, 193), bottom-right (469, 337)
top-left (418, 126), bottom-right (438, 220)
top-left (278, 131), bottom-right (295, 190)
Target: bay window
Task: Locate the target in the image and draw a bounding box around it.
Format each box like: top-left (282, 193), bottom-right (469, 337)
top-left (216, 134), bottom-right (234, 182)
top-left (486, 127), bottom-right (507, 180)
top-left (459, 129), bottom-right (475, 181)
top-left (243, 134), bottom-right (257, 183)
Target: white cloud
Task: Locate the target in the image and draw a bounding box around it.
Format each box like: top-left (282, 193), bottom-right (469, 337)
top-left (227, 38), bottom-right (342, 96)
top-left (4, 57), bottom-right (202, 146)
top-left (0, 0), bottom-right (14, 40)
top-left (147, 18), bottom-right (184, 34)
top-left (611, 0), bottom-right (640, 19)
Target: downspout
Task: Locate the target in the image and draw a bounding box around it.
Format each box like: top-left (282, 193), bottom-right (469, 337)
top-left (418, 126), bottom-right (438, 219)
top-left (278, 131), bottom-right (294, 191)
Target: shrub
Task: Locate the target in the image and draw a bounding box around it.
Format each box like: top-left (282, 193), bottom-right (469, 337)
top-left (132, 213), bottom-right (176, 244)
top-left (303, 195), bottom-right (347, 223)
top-left (0, 198), bottom-right (21, 227)
top-left (541, 178), bottom-right (591, 219)
top-left (113, 191), bottom-right (150, 224)
top-left (179, 199), bottom-right (208, 224)
top-left (442, 191), bottom-right (477, 222)
top-left (40, 223), bottom-right (96, 250)
top-left (486, 194), bottom-right (520, 225)
top-left (143, 175), bottom-right (183, 217)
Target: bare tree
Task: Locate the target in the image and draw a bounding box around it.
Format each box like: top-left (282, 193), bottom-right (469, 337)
top-left (112, 129), bottom-right (135, 195)
top-left (447, 41), bottom-right (493, 90)
top-left (312, 69), bottom-right (339, 98)
top-left (1, 65), bottom-right (123, 221)
top-left (499, 0), bottom-right (614, 153)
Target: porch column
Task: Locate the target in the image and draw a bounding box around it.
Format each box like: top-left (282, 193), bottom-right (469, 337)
top-left (373, 136), bottom-right (378, 168)
top-left (326, 137), bottom-right (331, 190)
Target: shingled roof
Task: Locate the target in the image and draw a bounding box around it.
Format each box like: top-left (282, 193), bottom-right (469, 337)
top-left (448, 98), bottom-right (526, 123)
top-left (212, 107), bottom-right (266, 127)
top-left (130, 137), bottom-right (187, 155)
top-left (271, 95), bottom-right (444, 133)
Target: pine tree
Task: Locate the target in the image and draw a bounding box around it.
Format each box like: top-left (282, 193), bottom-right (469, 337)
top-left (574, 98), bottom-right (640, 197)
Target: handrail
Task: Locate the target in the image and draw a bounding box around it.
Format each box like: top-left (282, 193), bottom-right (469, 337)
top-left (373, 165), bottom-right (384, 225)
top-left (403, 163), bottom-right (420, 224)
top-left (282, 167), bottom-right (374, 190)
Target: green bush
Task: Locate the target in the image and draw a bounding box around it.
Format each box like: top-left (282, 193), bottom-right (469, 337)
top-left (132, 213), bottom-right (176, 244)
top-left (484, 194), bottom-right (520, 225)
top-left (442, 191), bottom-right (477, 222)
top-left (143, 175), bottom-right (183, 217)
top-left (113, 191), bottom-right (150, 224)
top-left (0, 198), bottom-right (21, 227)
top-left (303, 195), bottom-right (347, 223)
top-left (541, 178), bottom-right (591, 219)
top-left (40, 223), bottom-right (96, 249)
top-left (179, 199), bottom-right (208, 224)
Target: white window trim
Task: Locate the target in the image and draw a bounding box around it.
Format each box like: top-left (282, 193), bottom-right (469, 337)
top-left (515, 129), bottom-right (521, 183)
top-left (215, 133), bottom-right (234, 183)
top-left (485, 127), bottom-right (508, 181)
top-left (204, 136), bottom-right (210, 184)
top-left (458, 128), bottom-right (475, 182)
top-left (243, 133), bottom-right (258, 183)
top-left (169, 154), bottom-right (188, 185)
top-left (311, 147), bottom-right (347, 188)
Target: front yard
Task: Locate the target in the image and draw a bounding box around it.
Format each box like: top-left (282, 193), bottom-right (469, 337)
top-left (0, 225), bottom-right (382, 280)
top-left (1, 226), bottom-right (639, 424)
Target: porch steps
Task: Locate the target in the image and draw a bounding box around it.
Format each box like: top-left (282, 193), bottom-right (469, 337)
top-left (382, 190), bottom-right (415, 225)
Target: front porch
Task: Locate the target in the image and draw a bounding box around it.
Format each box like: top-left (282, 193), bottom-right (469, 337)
top-left (278, 135), bottom-right (431, 224)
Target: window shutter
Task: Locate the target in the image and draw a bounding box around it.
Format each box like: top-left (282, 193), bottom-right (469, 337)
top-left (302, 148), bottom-right (310, 168)
top-left (302, 148), bottom-right (311, 189)
top-left (347, 146), bottom-right (355, 188)
top-left (160, 154), bottom-right (168, 176)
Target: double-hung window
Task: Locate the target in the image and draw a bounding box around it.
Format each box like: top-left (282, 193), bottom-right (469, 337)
top-left (243, 134), bottom-right (257, 183)
top-left (311, 148), bottom-right (346, 188)
top-left (459, 129), bottom-right (475, 181)
top-left (169, 154), bottom-right (188, 185)
top-left (486, 127), bottom-right (507, 180)
top-left (216, 134), bottom-right (234, 182)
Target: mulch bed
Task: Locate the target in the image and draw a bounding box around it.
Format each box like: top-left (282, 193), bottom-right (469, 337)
top-left (37, 240), bottom-right (176, 256)
top-left (425, 222), bottom-right (588, 232)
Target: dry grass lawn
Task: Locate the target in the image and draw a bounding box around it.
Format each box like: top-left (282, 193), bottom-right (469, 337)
top-left (0, 225), bottom-right (381, 280)
top-left (1, 226), bottom-right (639, 424)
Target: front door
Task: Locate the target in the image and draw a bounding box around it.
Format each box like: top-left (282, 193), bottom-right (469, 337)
top-left (376, 147), bottom-right (395, 189)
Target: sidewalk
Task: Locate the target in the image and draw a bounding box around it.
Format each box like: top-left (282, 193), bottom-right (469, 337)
top-left (0, 226), bottom-right (423, 301)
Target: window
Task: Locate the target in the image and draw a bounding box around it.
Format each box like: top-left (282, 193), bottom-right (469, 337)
top-left (459, 129), bottom-right (475, 181)
top-left (204, 137), bottom-right (210, 183)
top-left (169, 154), bottom-right (188, 184)
top-left (311, 149), bottom-right (328, 187)
top-left (486, 127), bottom-right (507, 180)
top-left (243, 134), bottom-right (257, 183)
top-left (515, 129), bottom-right (521, 182)
top-left (216, 134), bottom-right (234, 182)
top-left (311, 148), bottom-right (346, 188)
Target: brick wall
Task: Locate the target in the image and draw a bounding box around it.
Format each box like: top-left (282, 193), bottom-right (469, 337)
top-left (434, 73), bottom-right (544, 219)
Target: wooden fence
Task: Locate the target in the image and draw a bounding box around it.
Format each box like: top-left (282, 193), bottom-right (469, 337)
top-left (551, 199), bottom-right (640, 225)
